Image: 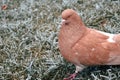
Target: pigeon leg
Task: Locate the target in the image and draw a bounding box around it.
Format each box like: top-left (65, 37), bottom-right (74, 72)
top-left (63, 65), bottom-right (85, 80)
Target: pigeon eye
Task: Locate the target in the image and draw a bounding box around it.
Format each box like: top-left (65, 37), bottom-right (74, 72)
top-left (67, 15), bottom-right (71, 18)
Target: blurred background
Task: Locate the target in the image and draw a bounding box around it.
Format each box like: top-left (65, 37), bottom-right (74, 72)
top-left (0, 0), bottom-right (120, 80)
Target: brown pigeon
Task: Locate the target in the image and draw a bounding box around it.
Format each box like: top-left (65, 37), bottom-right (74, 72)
top-left (58, 9), bottom-right (120, 80)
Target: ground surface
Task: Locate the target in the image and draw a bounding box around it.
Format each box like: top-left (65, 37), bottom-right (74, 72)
top-left (0, 0), bottom-right (120, 80)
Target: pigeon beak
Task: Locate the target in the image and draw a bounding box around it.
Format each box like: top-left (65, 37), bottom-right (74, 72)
top-left (62, 19), bottom-right (66, 22)
top-left (61, 19), bottom-right (66, 24)
top-left (61, 19), bottom-right (70, 26)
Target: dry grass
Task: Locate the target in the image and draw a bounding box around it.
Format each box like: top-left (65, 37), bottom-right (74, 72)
top-left (0, 0), bottom-right (120, 80)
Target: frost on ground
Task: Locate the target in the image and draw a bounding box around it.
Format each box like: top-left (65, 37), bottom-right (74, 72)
top-left (0, 0), bottom-right (120, 80)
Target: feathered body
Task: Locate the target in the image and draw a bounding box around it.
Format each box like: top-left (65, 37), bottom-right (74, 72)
top-left (58, 9), bottom-right (120, 80)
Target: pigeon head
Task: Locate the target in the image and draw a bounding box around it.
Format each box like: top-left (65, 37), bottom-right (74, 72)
top-left (61, 9), bottom-right (84, 26)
